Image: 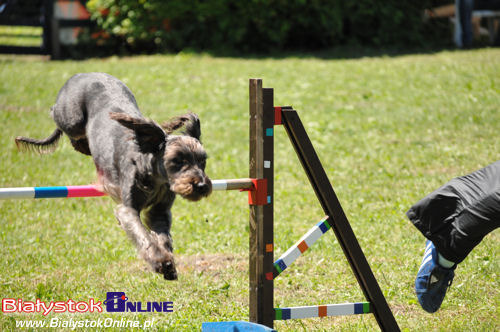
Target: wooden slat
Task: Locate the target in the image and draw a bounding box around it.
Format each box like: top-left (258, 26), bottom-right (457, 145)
top-left (0, 45), bottom-right (44, 55)
top-left (0, 18), bottom-right (42, 27)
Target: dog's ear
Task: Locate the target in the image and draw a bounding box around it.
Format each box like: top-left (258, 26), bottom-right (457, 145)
top-left (161, 112), bottom-right (201, 141)
top-left (110, 112), bottom-right (166, 153)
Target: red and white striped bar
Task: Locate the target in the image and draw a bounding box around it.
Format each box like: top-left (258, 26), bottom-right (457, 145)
top-left (275, 302), bottom-right (371, 320)
top-left (0, 179), bottom-right (255, 200)
top-left (271, 216), bottom-right (332, 279)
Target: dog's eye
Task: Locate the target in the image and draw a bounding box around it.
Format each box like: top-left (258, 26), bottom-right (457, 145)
top-left (199, 155), bottom-right (208, 169)
top-left (172, 157), bottom-right (184, 166)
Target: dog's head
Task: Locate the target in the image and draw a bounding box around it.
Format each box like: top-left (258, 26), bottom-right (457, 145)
top-left (162, 113), bottom-right (212, 201)
top-left (110, 112), bottom-right (212, 201)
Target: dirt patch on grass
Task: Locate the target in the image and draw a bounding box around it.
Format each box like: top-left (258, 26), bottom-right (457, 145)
top-left (390, 304), bottom-right (423, 317)
top-left (177, 253), bottom-right (246, 274)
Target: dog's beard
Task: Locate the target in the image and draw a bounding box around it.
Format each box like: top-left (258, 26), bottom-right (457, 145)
top-left (170, 176), bottom-right (211, 201)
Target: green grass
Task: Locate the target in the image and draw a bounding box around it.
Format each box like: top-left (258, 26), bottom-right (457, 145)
top-left (0, 26), bottom-right (43, 47)
top-left (0, 49), bottom-right (499, 331)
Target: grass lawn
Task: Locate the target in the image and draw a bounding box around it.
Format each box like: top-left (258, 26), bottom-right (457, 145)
top-left (0, 26), bottom-right (43, 47)
top-left (0, 49), bottom-right (499, 331)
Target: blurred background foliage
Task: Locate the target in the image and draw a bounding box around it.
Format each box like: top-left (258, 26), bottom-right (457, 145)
top-left (82, 0), bottom-right (451, 55)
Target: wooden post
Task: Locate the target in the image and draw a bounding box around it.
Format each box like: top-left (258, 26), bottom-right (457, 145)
top-left (42, 0), bottom-right (54, 56)
top-left (249, 79), bottom-right (274, 328)
top-left (50, 16), bottom-right (61, 60)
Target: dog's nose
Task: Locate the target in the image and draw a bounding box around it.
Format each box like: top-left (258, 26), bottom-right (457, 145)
top-left (195, 182), bottom-right (210, 195)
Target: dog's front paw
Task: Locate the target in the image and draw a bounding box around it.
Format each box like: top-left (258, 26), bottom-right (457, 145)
top-left (157, 261), bottom-right (178, 281)
top-left (141, 243), bottom-right (178, 280)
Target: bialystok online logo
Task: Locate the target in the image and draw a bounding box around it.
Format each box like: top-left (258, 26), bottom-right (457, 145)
top-left (2, 292), bottom-right (173, 315)
top-left (103, 292), bottom-right (173, 313)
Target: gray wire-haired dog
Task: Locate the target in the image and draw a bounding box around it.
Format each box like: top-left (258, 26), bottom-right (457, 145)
top-left (15, 72), bottom-right (212, 280)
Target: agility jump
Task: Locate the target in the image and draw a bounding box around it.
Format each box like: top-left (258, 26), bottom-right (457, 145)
top-left (0, 79), bottom-right (399, 331)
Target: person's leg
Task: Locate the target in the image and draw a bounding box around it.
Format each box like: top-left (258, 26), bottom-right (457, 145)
top-left (408, 160), bottom-right (500, 263)
top-left (414, 193), bottom-right (500, 313)
top-left (408, 160), bottom-right (500, 312)
top-left (408, 180), bottom-right (462, 313)
top-left (458, 0), bottom-right (475, 47)
top-left (407, 178), bottom-right (464, 247)
top-left (433, 161), bottom-right (500, 263)
top-left (437, 190), bottom-right (500, 262)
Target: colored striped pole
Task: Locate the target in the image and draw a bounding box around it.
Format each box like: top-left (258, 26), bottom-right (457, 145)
top-left (274, 302), bottom-right (371, 320)
top-left (0, 179), bottom-right (255, 199)
top-left (270, 216), bottom-right (332, 280)
top-left (0, 185), bottom-right (106, 199)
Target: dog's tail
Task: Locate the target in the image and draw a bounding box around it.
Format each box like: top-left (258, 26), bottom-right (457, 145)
top-left (15, 129), bottom-right (63, 154)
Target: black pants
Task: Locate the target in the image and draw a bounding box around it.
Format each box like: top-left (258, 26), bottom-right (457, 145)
top-left (407, 161), bottom-right (500, 263)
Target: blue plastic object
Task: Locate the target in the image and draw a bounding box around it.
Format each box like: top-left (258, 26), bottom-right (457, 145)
top-left (202, 321), bottom-right (276, 332)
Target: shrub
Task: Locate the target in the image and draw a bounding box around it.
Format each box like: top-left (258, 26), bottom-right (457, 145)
top-left (84, 0), bottom-right (439, 54)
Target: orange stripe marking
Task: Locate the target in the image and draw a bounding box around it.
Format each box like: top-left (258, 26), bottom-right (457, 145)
top-left (297, 241), bottom-right (308, 253)
top-left (318, 305), bottom-right (327, 317)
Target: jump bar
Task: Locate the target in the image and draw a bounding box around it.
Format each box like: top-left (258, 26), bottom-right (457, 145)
top-left (211, 178), bottom-right (254, 191)
top-left (0, 185), bottom-right (105, 199)
top-left (275, 302), bottom-right (371, 320)
top-left (272, 216), bottom-right (332, 279)
top-left (0, 179), bottom-right (255, 200)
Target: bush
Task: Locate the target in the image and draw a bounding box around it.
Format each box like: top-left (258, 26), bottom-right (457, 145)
top-left (84, 0), bottom-right (439, 54)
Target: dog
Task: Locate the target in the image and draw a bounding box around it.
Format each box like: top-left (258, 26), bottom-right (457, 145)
top-left (15, 72), bottom-right (212, 280)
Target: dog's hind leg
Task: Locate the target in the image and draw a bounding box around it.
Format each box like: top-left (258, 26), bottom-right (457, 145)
top-left (49, 101), bottom-right (90, 153)
top-left (114, 204), bottom-right (177, 280)
top-left (70, 138), bottom-right (91, 156)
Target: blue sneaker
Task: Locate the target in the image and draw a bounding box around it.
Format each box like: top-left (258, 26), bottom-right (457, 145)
top-left (415, 240), bottom-right (456, 313)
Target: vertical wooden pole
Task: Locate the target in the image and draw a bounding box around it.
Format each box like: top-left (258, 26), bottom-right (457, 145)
top-left (50, 15), bottom-right (61, 60)
top-left (42, 0), bottom-right (54, 56)
top-left (249, 79), bottom-right (274, 328)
